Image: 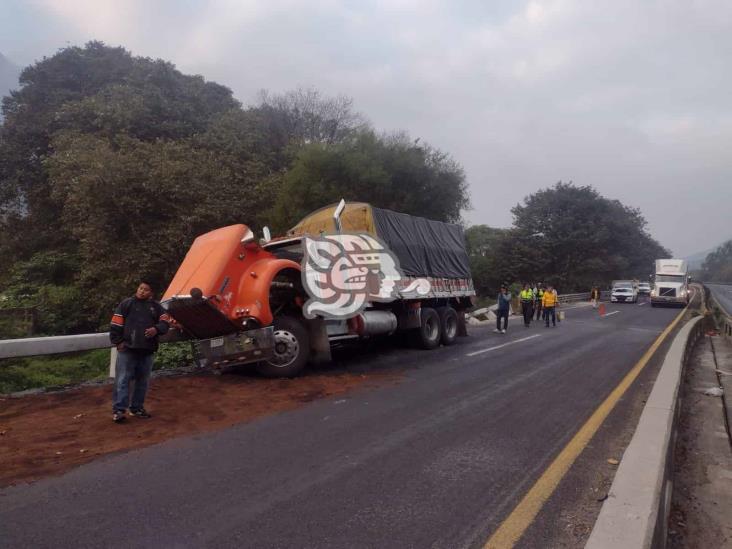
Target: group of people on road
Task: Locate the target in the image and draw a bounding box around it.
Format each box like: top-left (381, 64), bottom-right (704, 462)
top-left (495, 282), bottom-right (560, 334)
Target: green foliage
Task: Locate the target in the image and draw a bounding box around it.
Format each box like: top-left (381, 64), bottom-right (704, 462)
top-left (465, 183), bottom-right (670, 297)
top-left (0, 349), bottom-right (110, 394)
top-left (154, 342), bottom-right (195, 371)
top-left (464, 225), bottom-right (512, 297)
top-left (269, 130), bottom-right (469, 231)
top-left (0, 343), bottom-right (194, 393)
top-left (1, 42), bottom-right (470, 335)
top-left (0, 41), bottom-right (240, 276)
top-left (509, 182), bottom-right (668, 291)
top-left (44, 131), bottom-right (273, 320)
top-left (700, 240), bottom-right (732, 282)
top-left (0, 251), bottom-right (93, 334)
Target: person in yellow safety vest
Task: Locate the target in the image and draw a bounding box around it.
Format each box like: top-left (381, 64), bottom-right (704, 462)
top-left (542, 284), bottom-right (558, 327)
top-left (520, 283), bottom-right (534, 327)
top-left (534, 282), bottom-right (544, 321)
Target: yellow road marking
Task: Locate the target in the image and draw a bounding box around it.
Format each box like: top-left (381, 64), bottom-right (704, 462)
top-left (484, 304), bottom-right (688, 548)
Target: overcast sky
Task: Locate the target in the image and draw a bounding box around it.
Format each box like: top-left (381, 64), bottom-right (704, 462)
top-left (1, 0), bottom-right (730, 256)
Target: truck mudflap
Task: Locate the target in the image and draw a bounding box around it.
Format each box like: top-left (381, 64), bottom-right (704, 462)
top-left (192, 327), bottom-right (275, 368)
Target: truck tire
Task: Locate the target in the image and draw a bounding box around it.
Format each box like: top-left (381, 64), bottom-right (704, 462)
top-left (436, 306), bottom-right (458, 346)
top-left (256, 315), bottom-right (310, 378)
top-left (412, 307), bottom-right (441, 350)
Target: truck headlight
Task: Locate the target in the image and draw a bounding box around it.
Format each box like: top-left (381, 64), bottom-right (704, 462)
top-left (650, 289), bottom-right (657, 297)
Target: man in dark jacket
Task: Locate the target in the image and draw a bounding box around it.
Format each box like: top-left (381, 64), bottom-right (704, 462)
top-left (110, 279), bottom-right (170, 423)
top-left (494, 284), bottom-right (511, 333)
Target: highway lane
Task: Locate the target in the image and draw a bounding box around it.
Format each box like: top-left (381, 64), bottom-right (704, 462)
top-left (707, 283), bottom-right (732, 314)
top-left (0, 302), bottom-right (684, 548)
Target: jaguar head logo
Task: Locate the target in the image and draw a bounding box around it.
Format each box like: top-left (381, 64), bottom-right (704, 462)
top-left (301, 233), bottom-right (425, 319)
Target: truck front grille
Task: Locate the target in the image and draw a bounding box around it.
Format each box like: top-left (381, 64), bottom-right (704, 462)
top-left (659, 287), bottom-right (676, 297)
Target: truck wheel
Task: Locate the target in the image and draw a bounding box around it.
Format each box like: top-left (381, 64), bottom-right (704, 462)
top-left (436, 306), bottom-right (458, 346)
top-left (256, 315), bottom-right (310, 378)
top-left (412, 307), bottom-right (441, 350)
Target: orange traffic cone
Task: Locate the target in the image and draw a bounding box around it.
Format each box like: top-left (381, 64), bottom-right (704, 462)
top-left (599, 303), bottom-right (606, 316)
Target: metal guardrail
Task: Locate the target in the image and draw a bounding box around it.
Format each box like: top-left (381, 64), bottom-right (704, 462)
top-left (557, 292), bottom-right (590, 304)
top-left (0, 333), bottom-right (111, 360)
top-left (0, 292), bottom-right (599, 361)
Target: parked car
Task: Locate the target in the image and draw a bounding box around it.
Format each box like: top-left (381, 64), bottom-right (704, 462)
top-left (637, 282), bottom-right (651, 295)
top-left (611, 282), bottom-right (638, 303)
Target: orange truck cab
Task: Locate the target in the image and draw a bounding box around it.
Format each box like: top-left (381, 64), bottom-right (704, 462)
top-left (161, 202), bottom-right (475, 377)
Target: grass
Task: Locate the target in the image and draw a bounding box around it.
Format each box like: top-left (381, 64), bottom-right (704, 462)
top-left (0, 342), bottom-right (196, 394)
top-left (0, 349), bottom-right (111, 394)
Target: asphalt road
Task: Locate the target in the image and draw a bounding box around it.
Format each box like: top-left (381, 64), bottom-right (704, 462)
top-left (706, 283), bottom-right (732, 315)
top-left (0, 301), bottom-right (684, 548)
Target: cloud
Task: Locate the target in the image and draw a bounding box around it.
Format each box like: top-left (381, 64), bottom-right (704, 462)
top-left (17, 0), bottom-right (732, 256)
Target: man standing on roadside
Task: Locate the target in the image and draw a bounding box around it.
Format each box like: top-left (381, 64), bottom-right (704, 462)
top-left (542, 284), bottom-right (558, 327)
top-left (520, 283), bottom-right (534, 327)
top-left (110, 279), bottom-right (170, 423)
top-left (494, 284), bottom-right (511, 334)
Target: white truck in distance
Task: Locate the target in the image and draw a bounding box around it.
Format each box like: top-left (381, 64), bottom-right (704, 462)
top-left (651, 259), bottom-right (689, 307)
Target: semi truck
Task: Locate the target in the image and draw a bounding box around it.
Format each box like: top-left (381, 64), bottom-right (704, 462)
top-left (160, 201), bottom-right (475, 377)
top-left (650, 259), bottom-right (689, 307)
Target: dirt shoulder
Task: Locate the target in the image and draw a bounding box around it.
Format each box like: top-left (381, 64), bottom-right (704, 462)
top-left (669, 332), bottom-right (732, 548)
top-left (0, 368), bottom-right (396, 488)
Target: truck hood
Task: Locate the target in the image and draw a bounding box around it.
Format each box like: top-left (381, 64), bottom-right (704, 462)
top-left (163, 225), bottom-right (250, 300)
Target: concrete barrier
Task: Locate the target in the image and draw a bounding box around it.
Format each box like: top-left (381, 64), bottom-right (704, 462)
top-left (585, 314), bottom-right (704, 549)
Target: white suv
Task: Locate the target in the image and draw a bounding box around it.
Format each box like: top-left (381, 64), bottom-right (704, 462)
top-left (611, 283), bottom-right (638, 303)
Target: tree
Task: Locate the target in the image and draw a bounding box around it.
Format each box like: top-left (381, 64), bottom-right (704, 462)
top-left (464, 226), bottom-right (512, 297)
top-left (255, 87), bottom-right (368, 146)
top-left (0, 41), bottom-right (473, 333)
top-left (269, 130), bottom-right (469, 231)
top-left (509, 182), bottom-right (669, 291)
top-left (0, 41), bottom-right (239, 273)
top-left (44, 131), bottom-right (273, 323)
top-left (700, 240), bottom-right (732, 282)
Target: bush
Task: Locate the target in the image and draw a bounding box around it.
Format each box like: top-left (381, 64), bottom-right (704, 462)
top-left (153, 342), bottom-right (195, 371)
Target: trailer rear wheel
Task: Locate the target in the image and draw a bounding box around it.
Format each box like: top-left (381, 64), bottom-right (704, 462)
top-left (412, 307), bottom-right (441, 350)
top-left (256, 315), bottom-right (310, 378)
top-left (436, 306), bottom-right (458, 346)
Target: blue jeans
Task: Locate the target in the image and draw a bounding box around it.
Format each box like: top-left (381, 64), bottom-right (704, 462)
top-left (544, 307), bottom-right (556, 326)
top-left (113, 350), bottom-right (154, 412)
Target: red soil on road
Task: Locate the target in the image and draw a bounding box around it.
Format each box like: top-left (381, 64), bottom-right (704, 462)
top-left (0, 370), bottom-right (396, 487)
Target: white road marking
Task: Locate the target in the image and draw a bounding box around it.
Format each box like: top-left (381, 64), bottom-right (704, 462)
top-left (466, 334), bottom-right (542, 357)
top-left (602, 311), bottom-right (621, 317)
top-left (627, 327), bottom-right (661, 334)
top-left (637, 302), bottom-right (647, 306)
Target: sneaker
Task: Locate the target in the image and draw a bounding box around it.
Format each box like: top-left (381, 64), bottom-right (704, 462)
top-left (493, 328), bottom-right (501, 333)
top-left (112, 411), bottom-right (126, 423)
top-left (130, 408), bottom-right (151, 419)
top-left (501, 329), bottom-right (507, 334)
